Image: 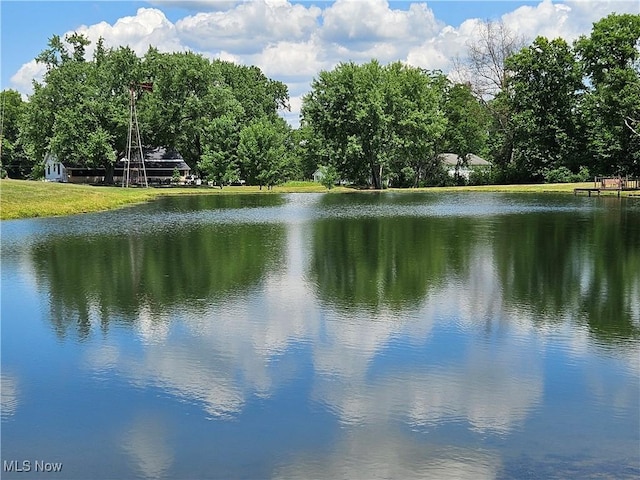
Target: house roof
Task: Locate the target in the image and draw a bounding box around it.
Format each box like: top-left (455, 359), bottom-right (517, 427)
top-left (440, 153), bottom-right (491, 167)
top-left (116, 147), bottom-right (190, 171)
top-left (143, 147), bottom-right (184, 162)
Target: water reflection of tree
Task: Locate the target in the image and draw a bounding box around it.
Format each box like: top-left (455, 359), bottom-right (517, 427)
top-left (492, 208), bottom-right (640, 344)
top-left (141, 193), bottom-right (286, 213)
top-left (309, 215), bottom-right (480, 312)
top-left (31, 223), bottom-right (285, 339)
top-left (310, 202), bottom-right (639, 344)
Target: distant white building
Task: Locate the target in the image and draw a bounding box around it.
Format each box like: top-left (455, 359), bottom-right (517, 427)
top-left (44, 153), bottom-right (68, 182)
top-left (42, 147), bottom-right (191, 185)
top-left (440, 153), bottom-right (491, 180)
top-left (312, 168), bottom-right (324, 183)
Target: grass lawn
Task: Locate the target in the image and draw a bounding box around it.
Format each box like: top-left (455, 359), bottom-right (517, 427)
top-left (0, 179), bottom-right (341, 220)
top-left (0, 179), bottom-right (634, 220)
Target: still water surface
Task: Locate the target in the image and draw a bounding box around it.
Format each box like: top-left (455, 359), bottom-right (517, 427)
top-left (2, 192), bottom-right (639, 479)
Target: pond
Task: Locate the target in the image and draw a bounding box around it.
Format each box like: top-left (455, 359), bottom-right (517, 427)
top-left (1, 192), bottom-right (639, 479)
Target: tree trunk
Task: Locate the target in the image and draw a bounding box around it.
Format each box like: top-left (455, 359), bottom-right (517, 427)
top-left (370, 162), bottom-right (382, 189)
top-left (105, 163), bottom-right (114, 185)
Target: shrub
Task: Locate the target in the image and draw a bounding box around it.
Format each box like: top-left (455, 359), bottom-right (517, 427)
top-left (543, 166), bottom-right (573, 183)
top-left (469, 168), bottom-right (493, 185)
top-left (571, 166), bottom-right (590, 182)
top-left (318, 164), bottom-right (339, 189)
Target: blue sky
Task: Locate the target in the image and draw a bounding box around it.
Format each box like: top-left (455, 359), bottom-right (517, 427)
top-left (2, 0), bottom-right (637, 125)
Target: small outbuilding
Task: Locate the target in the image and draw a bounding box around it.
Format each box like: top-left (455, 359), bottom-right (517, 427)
top-left (312, 168), bottom-right (324, 183)
top-left (44, 153), bottom-right (68, 182)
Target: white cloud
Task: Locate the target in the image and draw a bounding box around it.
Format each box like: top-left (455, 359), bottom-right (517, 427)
top-left (320, 0), bottom-right (441, 46)
top-left (10, 60), bottom-right (46, 97)
top-left (175, 0), bottom-right (322, 54)
top-left (501, 0), bottom-right (575, 42)
top-left (74, 8), bottom-right (185, 57)
top-left (254, 40), bottom-right (326, 80)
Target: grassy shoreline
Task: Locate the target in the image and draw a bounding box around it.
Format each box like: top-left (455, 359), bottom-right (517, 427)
top-left (0, 179), bottom-right (635, 220)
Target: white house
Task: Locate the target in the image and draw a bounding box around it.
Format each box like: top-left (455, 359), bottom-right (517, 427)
top-left (312, 168), bottom-right (324, 183)
top-left (440, 153), bottom-right (491, 180)
top-left (44, 153), bottom-right (68, 182)
top-left (42, 147), bottom-right (190, 185)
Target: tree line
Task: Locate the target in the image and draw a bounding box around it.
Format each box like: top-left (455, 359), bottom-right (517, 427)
top-left (1, 13), bottom-right (638, 188)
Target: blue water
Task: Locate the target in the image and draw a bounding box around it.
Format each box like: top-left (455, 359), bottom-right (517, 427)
top-left (2, 192), bottom-right (639, 479)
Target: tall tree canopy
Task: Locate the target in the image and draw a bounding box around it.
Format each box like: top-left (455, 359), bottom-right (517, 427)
top-left (302, 60), bottom-right (447, 189)
top-left (17, 34), bottom-right (290, 184)
top-left (575, 13), bottom-right (640, 175)
top-left (21, 34), bottom-right (141, 181)
top-left (507, 36), bottom-right (585, 180)
top-left (0, 90), bottom-right (27, 178)
top-left (7, 14), bottom-right (640, 186)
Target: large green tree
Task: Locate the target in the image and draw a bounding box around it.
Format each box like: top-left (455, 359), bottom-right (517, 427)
top-left (302, 60), bottom-right (447, 189)
top-left (237, 116), bottom-right (290, 189)
top-left (507, 36), bottom-right (585, 180)
top-left (0, 90), bottom-right (28, 178)
top-left (576, 13), bottom-right (640, 175)
top-left (140, 51), bottom-right (290, 175)
top-left (441, 82), bottom-right (489, 179)
top-left (21, 34), bottom-right (142, 180)
top-left (19, 35), bottom-right (291, 182)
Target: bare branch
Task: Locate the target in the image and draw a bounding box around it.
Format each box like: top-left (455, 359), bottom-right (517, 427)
top-left (461, 19), bottom-right (527, 100)
top-left (625, 116), bottom-right (639, 137)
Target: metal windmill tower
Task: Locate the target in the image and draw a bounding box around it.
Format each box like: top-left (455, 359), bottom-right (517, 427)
top-left (123, 83), bottom-right (153, 188)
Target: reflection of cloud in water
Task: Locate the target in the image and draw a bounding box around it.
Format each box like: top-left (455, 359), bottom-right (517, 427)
top-left (86, 344), bottom-right (121, 373)
top-left (313, 318), bottom-right (406, 379)
top-left (312, 344), bottom-right (543, 434)
top-left (309, 247), bottom-right (544, 433)
top-left (126, 345), bottom-right (244, 418)
top-left (136, 306), bottom-right (171, 344)
top-left (122, 414), bottom-right (173, 479)
top-left (84, 228), bottom-right (632, 438)
top-left (86, 238), bottom-right (546, 430)
top-left (275, 426), bottom-right (500, 480)
top-left (1, 373), bottom-right (19, 419)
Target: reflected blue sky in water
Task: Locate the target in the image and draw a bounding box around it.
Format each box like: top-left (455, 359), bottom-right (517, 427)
top-left (2, 193), bottom-right (638, 479)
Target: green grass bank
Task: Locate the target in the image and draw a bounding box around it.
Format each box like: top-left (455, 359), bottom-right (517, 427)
top-left (0, 179), bottom-right (633, 220)
top-left (0, 179), bottom-right (335, 220)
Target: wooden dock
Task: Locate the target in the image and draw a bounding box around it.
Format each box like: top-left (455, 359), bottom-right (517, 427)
top-left (574, 176), bottom-right (640, 197)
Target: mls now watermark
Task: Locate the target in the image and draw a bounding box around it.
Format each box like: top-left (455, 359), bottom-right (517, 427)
top-left (4, 460), bottom-right (63, 473)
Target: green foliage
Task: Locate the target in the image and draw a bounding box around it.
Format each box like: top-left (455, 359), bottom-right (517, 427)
top-left (543, 166), bottom-right (591, 183)
top-left (171, 167), bottom-right (181, 184)
top-left (507, 37), bottom-right (585, 181)
top-left (468, 167), bottom-right (493, 185)
top-left (575, 13), bottom-right (640, 176)
top-left (302, 60), bottom-right (447, 189)
top-left (237, 117), bottom-right (289, 189)
top-left (317, 164), bottom-right (339, 189)
top-left (442, 83), bottom-right (489, 159)
top-left (19, 36), bottom-right (290, 184)
top-left (543, 166), bottom-right (574, 183)
top-left (575, 166), bottom-right (591, 182)
top-left (1, 90), bottom-right (30, 178)
top-left (22, 36), bottom-right (141, 180)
